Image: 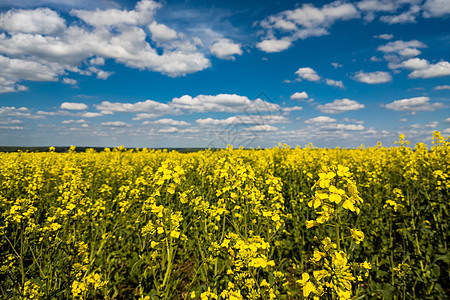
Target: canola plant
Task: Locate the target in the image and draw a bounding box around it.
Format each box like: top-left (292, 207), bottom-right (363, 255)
top-left (0, 132), bottom-right (449, 299)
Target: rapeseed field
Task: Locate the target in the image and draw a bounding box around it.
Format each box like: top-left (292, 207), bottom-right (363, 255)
top-left (1, 132), bottom-right (449, 299)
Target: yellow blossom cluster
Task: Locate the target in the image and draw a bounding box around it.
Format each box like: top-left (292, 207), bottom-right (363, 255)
top-left (0, 132), bottom-right (448, 299)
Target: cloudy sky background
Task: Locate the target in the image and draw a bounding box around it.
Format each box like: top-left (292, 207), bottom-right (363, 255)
top-left (0, 0), bottom-right (449, 148)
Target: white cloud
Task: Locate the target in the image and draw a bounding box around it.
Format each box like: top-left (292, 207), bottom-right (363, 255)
top-left (96, 70), bottom-right (114, 80)
top-left (444, 128), bottom-right (450, 134)
top-left (305, 116), bottom-right (337, 124)
top-left (60, 102), bottom-right (88, 110)
top-left (171, 94), bottom-right (280, 113)
top-left (0, 106), bottom-right (35, 118)
top-left (325, 79), bottom-right (344, 88)
top-left (317, 99), bottom-right (365, 114)
top-left (295, 67), bottom-right (321, 81)
top-left (70, 0), bottom-right (161, 28)
top-left (282, 106), bottom-right (303, 112)
top-left (89, 57), bottom-right (105, 65)
top-left (95, 99), bottom-right (179, 115)
top-left (256, 38), bottom-right (292, 53)
top-left (400, 57), bottom-right (429, 70)
top-left (148, 21), bottom-right (178, 42)
top-left (101, 121), bottom-right (128, 127)
top-left (410, 121), bottom-right (438, 128)
top-left (380, 5), bottom-right (420, 24)
top-left (290, 92), bottom-right (308, 101)
top-left (0, 7), bottom-right (66, 34)
top-left (357, 0), bottom-right (397, 13)
top-left (353, 71), bottom-right (392, 84)
top-left (0, 119), bottom-right (22, 125)
top-left (377, 40), bottom-right (427, 57)
top-left (423, 0), bottom-right (450, 17)
top-left (62, 119), bottom-right (86, 124)
top-left (81, 112), bottom-right (102, 117)
top-left (0, 55), bottom-right (65, 84)
top-left (257, 2), bottom-right (359, 52)
top-left (370, 56), bottom-right (383, 62)
top-left (385, 96), bottom-right (444, 111)
top-left (435, 85), bottom-right (450, 90)
top-left (244, 125), bottom-right (278, 132)
top-left (323, 123), bottom-right (365, 131)
top-left (444, 117), bottom-right (450, 123)
top-left (143, 118), bottom-right (190, 126)
top-left (408, 61), bottom-right (450, 79)
top-left (158, 127), bottom-right (178, 133)
top-left (294, 67), bottom-right (342, 87)
top-left (196, 115), bottom-right (289, 126)
top-left (374, 34), bottom-right (394, 40)
top-left (210, 39), bottom-right (242, 60)
top-left (0, 1), bottom-right (217, 92)
top-left (133, 113), bottom-right (161, 120)
top-left (62, 78), bottom-right (77, 85)
top-left (331, 62), bottom-right (343, 68)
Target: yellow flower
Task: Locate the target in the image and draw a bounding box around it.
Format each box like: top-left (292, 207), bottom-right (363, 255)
top-left (350, 228), bottom-right (364, 244)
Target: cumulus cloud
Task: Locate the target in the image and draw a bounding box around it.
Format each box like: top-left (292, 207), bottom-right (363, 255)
top-left (317, 99), bottom-right (365, 114)
top-left (94, 94), bottom-right (281, 117)
top-left (385, 96), bottom-right (444, 111)
top-left (410, 121), bottom-right (438, 128)
top-left (374, 33), bottom-right (394, 40)
top-left (290, 92), bottom-right (308, 101)
top-left (295, 67), bottom-right (321, 81)
top-left (305, 116), bottom-right (337, 124)
top-left (444, 117), bottom-right (450, 123)
top-left (435, 85), bottom-right (450, 90)
top-left (244, 125), bottom-right (278, 132)
top-left (325, 79), bottom-right (344, 88)
top-left (408, 61), bottom-right (450, 79)
top-left (357, 0), bottom-right (422, 22)
top-left (357, 0), bottom-right (398, 13)
top-left (257, 2), bottom-right (359, 53)
top-left (322, 123), bottom-right (365, 131)
top-left (0, 0), bottom-right (220, 93)
top-left (380, 5), bottom-right (420, 24)
top-left (0, 55), bottom-right (65, 85)
top-left (158, 127), bottom-right (178, 133)
top-left (62, 78), bottom-right (77, 85)
top-left (148, 21), bottom-right (178, 42)
top-left (353, 71), bottom-right (392, 84)
top-left (256, 39), bottom-right (292, 53)
top-left (95, 99), bottom-right (179, 115)
top-left (101, 121), bottom-right (128, 127)
top-left (0, 106), bottom-right (35, 118)
top-left (62, 119), bottom-right (86, 124)
top-left (282, 106), bottom-right (303, 112)
top-left (303, 115), bottom-right (364, 132)
top-left (210, 39), bottom-right (242, 60)
top-left (70, 0), bottom-right (161, 28)
top-left (143, 118), bottom-right (190, 126)
top-left (196, 115), bottom-right (289, 126)
top-left (400, 57), bottom-right (430, 70)
top-left (423, 0), bottom-right (450, 17)
top-left (0, 7), bottom-right (66, 34)
top-left (331, 62), bottom-right (343, 68)
top-left (60, 102), bottom-right (88, 110)
top-left (171, 94), bottom-right (280, 113)
top-left (294, 67), bottom-right (343, 87)
top-left (377, 40), bottom-right (427, 57)
top-left (81, 112), bottom-right (102, 117)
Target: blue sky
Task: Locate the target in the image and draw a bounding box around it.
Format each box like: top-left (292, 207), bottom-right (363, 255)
top-left (0, 0), bottom-right (449, 148)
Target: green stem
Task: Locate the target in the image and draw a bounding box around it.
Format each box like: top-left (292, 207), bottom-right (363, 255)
top-left (336, 213), bottom-right (341, 252)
